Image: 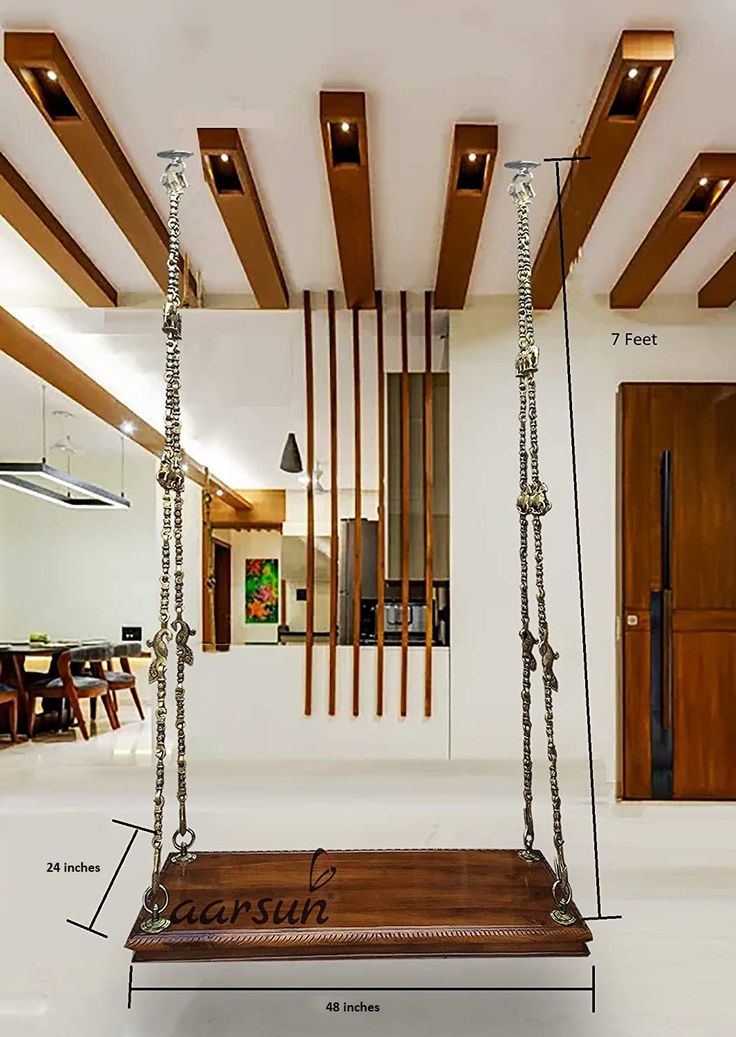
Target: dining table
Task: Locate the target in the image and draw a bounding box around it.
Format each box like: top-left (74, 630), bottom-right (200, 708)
top-left (0, 640), bottom-right (110, 736)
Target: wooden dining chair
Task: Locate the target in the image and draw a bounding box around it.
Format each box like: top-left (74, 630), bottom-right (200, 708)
top-left (27, 644), bottom-right (118, 741)
top-left (0, 684), bottom-right (19, 742)
top-left (104, 642), bottom-right (145, 720)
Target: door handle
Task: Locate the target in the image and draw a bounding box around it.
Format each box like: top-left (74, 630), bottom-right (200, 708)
top-left (661, 588), bottom-right (673, 732)
top-left (660, 450), bottom-right (673, 732)
top-left (650, 449), bottom-right (674, 798)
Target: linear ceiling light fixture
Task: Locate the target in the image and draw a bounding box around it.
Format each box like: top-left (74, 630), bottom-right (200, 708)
top-left (610, 153), bottom-right (736, 308)
top-left (0, 306), bottom-right (247, 510)
top-left (0, 462), bottom-right (129, 509)
top-left (532, 29), bottom-right (675, 309)
top-left (0, 384), bottom-right (129, 509)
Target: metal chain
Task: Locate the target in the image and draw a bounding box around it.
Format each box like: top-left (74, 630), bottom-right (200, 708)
top-left (516, 278), bottom-right (536, 860)
top-left (140, 151), bottom-right (196, 934)
top-left (507, 161), bottom-right (576, 925)
top-left (203, 470), bottom-right (217, 650)
top-left (165, 175), bottom-right (197, 866)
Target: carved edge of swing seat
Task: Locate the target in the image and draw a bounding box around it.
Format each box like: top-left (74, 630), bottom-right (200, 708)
top-left (129, 922), bottom-right (592, 949)
top-left (127, 924), bottom-right (592, 962)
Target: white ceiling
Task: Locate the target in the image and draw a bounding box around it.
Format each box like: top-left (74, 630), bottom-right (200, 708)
top-left (0, 2), bottom-right (734, 490)
top-left (0, 0), bottom-right (734, 301)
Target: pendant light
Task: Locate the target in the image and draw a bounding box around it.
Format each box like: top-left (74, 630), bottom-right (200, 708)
top-left (279, 431), bottom-right (303, 474)
top-left (0, 385), bottom-right (130, 509)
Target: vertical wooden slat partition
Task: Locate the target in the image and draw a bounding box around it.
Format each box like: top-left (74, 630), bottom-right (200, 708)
top-left (375, 291), bottom-right (386, 716)
top-left (328, 290), bottom-right (339, 716)
top-left (352, 307), bottom-right (363, 717)
top-left (423, 291), bottom-right (434, 717)
top-left (303, 290), bottom-right (315, 716)
top-left (400, 291), bottom-right (410, 717)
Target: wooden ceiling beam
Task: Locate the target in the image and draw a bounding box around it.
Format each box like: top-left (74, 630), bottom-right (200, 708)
top-left (0, 305), bottom-right (248, 510)
top-left (4, 31), bottom-right (196, 299)
top-left (434, 124), bottom-right (498, 309)
top-left (319, 91), bottom-right (375, 309)
top-left (532, 29), bottom-right (675, 310)
top-left (611, 153), bottom-right (736, 309)
top-left (0, 151), bottom-right (117, 307)
top-left (698, 251), bottom-right (736, 309)
top-left (211, 489), bottom-right (285, 530)
top-left (198, 128), bottom-right (288, 309)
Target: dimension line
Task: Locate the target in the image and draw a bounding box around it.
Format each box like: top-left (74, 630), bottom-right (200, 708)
top-left (543, 155), bottom-right (592, 163)
top-left (112, 817), bottom-right (155, 834)
top-left (132, 986), bottom-right (593, 992)
top-left (551, 155), bottom-right (607, 920)
top-left (67, 829), bottom-right (138, 939)
top-left (127, 964), bottom-right (596, 1013)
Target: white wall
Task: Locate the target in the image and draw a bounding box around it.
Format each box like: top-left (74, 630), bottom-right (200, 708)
top-left (187, 644), bottom-right (449, 760)
top-left (0, 446), bottom-right (160, 644)
top-left (284, 581), bottom-right (330, 631)
top-left (450, 288), bottom-right (736, 777)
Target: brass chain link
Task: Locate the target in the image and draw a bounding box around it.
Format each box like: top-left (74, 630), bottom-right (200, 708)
top-left (203, 470), bottom-right (217, 651)
top-left (517, 367), bottom-right (537, 858)
top-left (508, 162), bottom-right (576, 925)
top-left (140, 152), bottom-right (196, 933)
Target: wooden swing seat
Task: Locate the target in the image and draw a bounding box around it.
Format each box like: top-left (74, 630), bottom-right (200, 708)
top-left (126, 848), bottom-right (592, 962)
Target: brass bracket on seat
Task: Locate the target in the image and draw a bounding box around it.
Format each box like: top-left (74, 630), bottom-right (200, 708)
top-left (550, 907), bottom-right (578, 927)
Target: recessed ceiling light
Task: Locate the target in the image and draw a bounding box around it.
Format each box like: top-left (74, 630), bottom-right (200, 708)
top-left (220, 153), bottom-right (229, 162)
top-left (699, 177), bottom-right (709, 187)
top-left (120, 420), bottom-right (136, 435)
top-left (627, 67), bottom-right (639, 79)
top-left (46, 69), bottom-right (58, 81)
top-left (340, 121), bottom-right (350, 132)
top-left (181, 462), bottom-right (189, 473)
top-left (216, 489), bottom-right (224, 497)
top-left (468, 152), bottom-right (477, 163)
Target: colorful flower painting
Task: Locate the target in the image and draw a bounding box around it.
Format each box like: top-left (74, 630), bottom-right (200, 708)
top-left (245, 558), bottom-right (279, 624)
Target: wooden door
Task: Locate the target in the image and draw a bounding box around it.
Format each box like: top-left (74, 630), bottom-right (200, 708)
top-left (214, 541), bottom-right (231, 651)
top-left (619, 383), bottom-right (736, 799)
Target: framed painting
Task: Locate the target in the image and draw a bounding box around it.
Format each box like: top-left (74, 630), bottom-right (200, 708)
top-left (245, 558), bottom-right (279, 624)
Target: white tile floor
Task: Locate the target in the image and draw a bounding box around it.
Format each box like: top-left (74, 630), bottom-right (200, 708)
top-left (1, 686), bottom-right (735, 1037)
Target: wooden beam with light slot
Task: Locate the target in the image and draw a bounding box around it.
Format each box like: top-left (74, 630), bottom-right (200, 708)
top-left (532, 29), bottom-right (675, 310)
top-left (434, 125), bottom-right (498, 309)
top-left (0, 152), bottom-right (117, 307)
top-left (4, 31), bottom-right (196, 299)
top-left (699, 251), bottom-right (736, 309)
top-left (197, 129), bottom-right (289, 309)
top-left (319, 92), bottom-right (375, 309)
top-left (611, 154), bottom-right (736, 309)
top-left (0, 305), bottom-right (247, 511)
